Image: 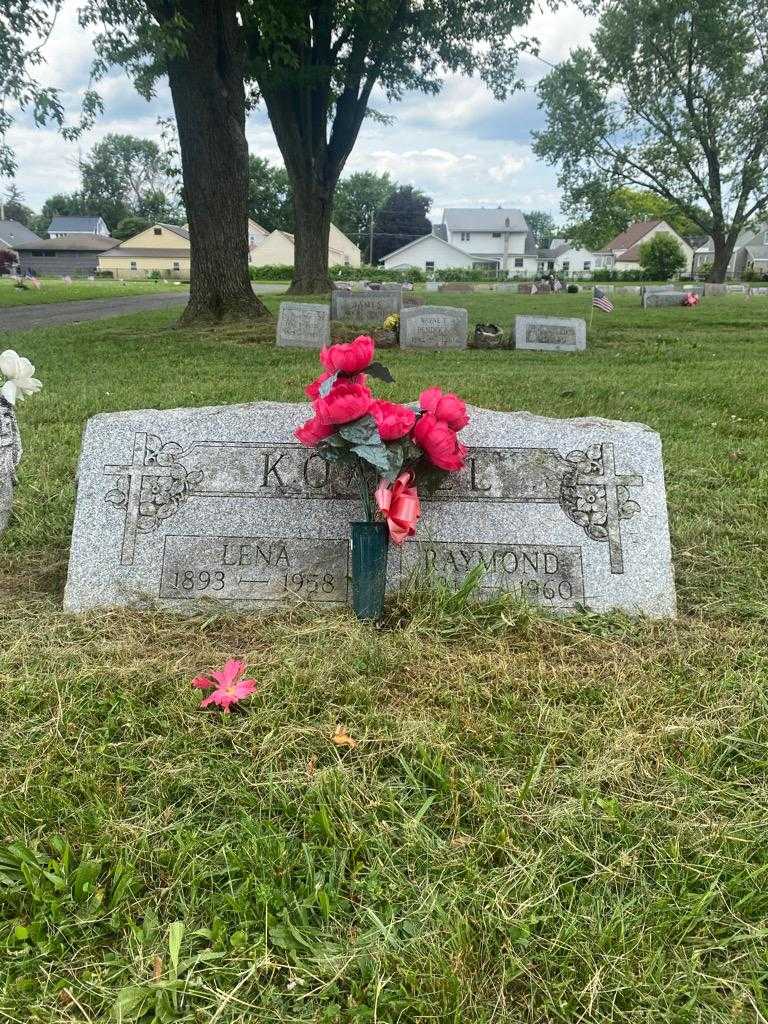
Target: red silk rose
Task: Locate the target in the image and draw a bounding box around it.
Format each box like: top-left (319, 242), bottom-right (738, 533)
top-left (375, 472), bottom-right (420, 544)
top-left (419, 387), bottom-right (469, 431)
top-left (314, 380), bottom-right (373, 424)
top-left (294, 415), bottom-right (335, 446)
top-left (413, 413), bottom-right (468, 471)
top-left (370, 399), bottom-right (416, 441)
top-left (306, 370), bottom-right (365, 400)
top-left (320, 335), bottom-right (375, 375)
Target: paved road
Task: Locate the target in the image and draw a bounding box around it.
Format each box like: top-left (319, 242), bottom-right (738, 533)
top-left (0, 283), bottom-right (288, 334)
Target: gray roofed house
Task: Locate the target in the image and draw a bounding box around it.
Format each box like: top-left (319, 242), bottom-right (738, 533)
top-left (0, 220), bottom-right (42, 250)
top-left (441, 208), bottom-right (529, 233)
top-left (14, 234), bottom-right (119, 277)
top-left (693, 221), bottom-right (768, 278)
top-left (47, 215), bottom-right (110, 238)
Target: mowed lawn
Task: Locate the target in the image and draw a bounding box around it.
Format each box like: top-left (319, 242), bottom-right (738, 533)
top-left (2, 291), bottom-right (768, 1023)
top-left (0, 276), bottom-right (188, 307)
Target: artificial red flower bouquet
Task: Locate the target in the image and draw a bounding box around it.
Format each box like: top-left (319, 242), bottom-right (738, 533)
top-left (682, 292), bottom-right (700, 306)
top-left (295, 335), bottom-right (469, 544)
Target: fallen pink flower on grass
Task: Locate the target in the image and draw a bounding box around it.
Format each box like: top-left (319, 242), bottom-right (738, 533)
top-left (192, 659), bottom-right (259, 712)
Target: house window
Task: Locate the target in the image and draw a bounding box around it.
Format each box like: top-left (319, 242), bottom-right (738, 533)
top-left (514, 257), bottom-right (524, 268)
top-left (153, 227), bottom-right (162, 235)
top-left (172, 261), bottom-right (180, 271)
top-left (129, 260), bottom-right (137, 271)
top-left (460, 232), bottom-right (471, 242)
top-left (492, 232), bottom-right (501, 238)
top-left (425, 260), bottom-right (435, 271)
top-left (583, 261), bottom-right (591, 271)
top-left (562, 261), bottom-right (570, 272)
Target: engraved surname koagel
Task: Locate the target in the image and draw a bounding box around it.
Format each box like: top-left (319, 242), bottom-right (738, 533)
top-left (105, 435), bottom-right (642, 574)
top-left (160, 535), bottom-right (349, 605)
top-left (401, 542), bottom-right (585, 606)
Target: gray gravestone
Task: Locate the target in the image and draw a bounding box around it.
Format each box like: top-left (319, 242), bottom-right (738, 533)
top-left (615, 286), bottom-right (642, 294)
top-left (64, 404), bottom-right (675, 617)
top-left (0, 398), bottom-right (22, 535)
top-left (400, 305), bottom-right (468, 349)
top-left (426, 281), bottom-right (439, 292)
top-left (749, 287), bottom-right (768, 296)
top-left (642, 291), bottom-right (685, 308)
top-left (726, 284), bottom-right (745, 293)
top-left (514, 315), bottom-right (586, 352)
top-left (704, 283), bottom-right (727, 296)
top-left (276, 302), bottom-right (330, 349)
top-left (682, 285), bottom-right (705, 297)
top-left (330, 287), bottom-right (402, 322)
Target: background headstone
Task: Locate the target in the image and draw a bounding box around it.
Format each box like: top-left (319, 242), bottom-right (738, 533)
top-left (400, 305), bottom-right (468, 349)
top-left (726, 284), bottom-right (746, 293)
top-left (682, 284), bottom-right (705, 297)
top-left (704, 283), bottom-right (727, 296)
top-left (65, 403), bottom-right (676, 618)
top-left (615, 286), bottom-right (642, 294)
top-left (331, 287), bottom-right (402, 322)
top-left (642, 291), bottom-right (686, 308)
top-left (276, 302), bottom-right (331, 349)
top-left (514, 315), bottom-right (587, 352)
top-left (426, 281), bottom-right (439, 292)
top-left (439, 282), bottom-right (474, 293)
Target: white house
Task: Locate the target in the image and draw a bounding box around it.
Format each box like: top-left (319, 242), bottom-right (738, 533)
top-left (248, 223), bottom-right (361, 268)
top-left (536, 239), bottom-right (606, 277)
top-left (47, 215), bottom-right (110, 238)
top-left (692, 222), bottom-right (768, 279)
top-left (380, 207), bottom-right (541, 275)
top-left (601, 220), bottom-right (694, 274)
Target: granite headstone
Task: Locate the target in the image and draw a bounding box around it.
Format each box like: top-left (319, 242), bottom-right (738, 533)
top-left (704, 283), bottom-right (727, 296)
top-left (514, 315), bottom-right (587, 352)
top-left (64, 404), bottom-right (676, 618)
top-left (276, 302), bottom-right (331, 349)
top-left (331, 287), bottom-right (402, 322)
top-left (642, 291), bottom-right (686, 308)
top-left (400, 305), bottom-right (468, 349)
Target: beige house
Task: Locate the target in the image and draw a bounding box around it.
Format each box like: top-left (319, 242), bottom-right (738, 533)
top-left (99, 223), bottom-right (191, 280)
top-left (600, 219), bottom-right (694, 274)
top-left (248, 223), bottom-right (361, 268)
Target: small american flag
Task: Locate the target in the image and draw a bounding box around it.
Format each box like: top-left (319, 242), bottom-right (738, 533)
top-left (592, 286), bottom-right (614, 312)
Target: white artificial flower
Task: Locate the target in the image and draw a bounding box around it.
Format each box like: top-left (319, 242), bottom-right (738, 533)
top-left (0, 349), bottom-right (42, 405)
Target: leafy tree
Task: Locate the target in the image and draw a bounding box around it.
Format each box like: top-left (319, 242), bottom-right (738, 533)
top-left (1, 185), bottom-right (35, 226)
top-left (639, 232), bottom-right (686, 280)
top-left (523, 210), bottom-right (559, 246)
top-left (112, 215), bottom-right (152, 241)
top-left (372, 186), bottom-right (432, 264)
top-left (80, 133), bottom-right (180, 231)
top-left (534, 0), bottom-right (768, 281)
top-left (32, 193), bottom-right (89, 236)
top-left (564, 185), bottom-right (708, 250)
top-left (334, 172), bottom-right (397, 261)
top-left (247, 157), bottom-right (292, 232)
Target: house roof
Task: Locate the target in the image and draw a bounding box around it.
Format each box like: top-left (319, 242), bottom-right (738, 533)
top-left (47, 215), bottom-right (106, 233)
top-left (15, 235), bottom-right (119, 252)
top-left (379, 231), bottom-right (472, 264)
top-left (603, 220), bottom-right (663, 253)
top-left (100, 247), bottom-right (190, 260)
top-left (156, 223), bottom-right (189, 241)
top-left (442, 207), bottom-right (528, 233)
top-left (537, 241), bottom-right (571, 259)
top-left (0, 220), bottom-right (42, 247)
top-left (745, 244), bottom-right (768, 262)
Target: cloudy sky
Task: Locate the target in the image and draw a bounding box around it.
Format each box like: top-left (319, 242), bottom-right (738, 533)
top-left (5, 2), bottom-right (596, 223)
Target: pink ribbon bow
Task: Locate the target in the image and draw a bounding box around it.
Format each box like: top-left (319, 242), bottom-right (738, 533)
top-left (375, 471), bottom-right (421, 544)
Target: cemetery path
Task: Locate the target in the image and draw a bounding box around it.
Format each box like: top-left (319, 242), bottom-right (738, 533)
top-left (0, 283), bottom-right (288, 334)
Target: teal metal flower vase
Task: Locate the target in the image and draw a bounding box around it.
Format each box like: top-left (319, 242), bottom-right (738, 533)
top-left (351, 522), bottom-right (389, 620)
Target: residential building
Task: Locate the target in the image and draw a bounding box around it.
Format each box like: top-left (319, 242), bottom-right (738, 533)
top-left (98, 223), bottom-right (191, 280)
top-left (692, 222), bottom-right (768, 279)
top-left (0, 220), bottom-right (42, 255)
top-left (601, 220), bottom-right (694, 274)
top-left (47, 215), bottom-right (110, 238)
top-left (536, 239), bottom-right (606, 277)
top-left (248, 224), bottom-right (361, 268)
top-left (15, 235), bottom-right (119, 277)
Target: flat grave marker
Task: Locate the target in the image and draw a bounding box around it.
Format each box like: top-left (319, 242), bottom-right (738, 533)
top-left (64, 405), bottom-right (675, 618)
top-left (399, 305), bottom-right (468, 349)
top-left (514, 315), bottom-right (586, 352)
top-left (642, 291), bottom-right (686, 308)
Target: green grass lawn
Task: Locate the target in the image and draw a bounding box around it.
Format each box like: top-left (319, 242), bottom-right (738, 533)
top-left (0, 277), bottom-right (187, 307)
top-left (2, 291), bottom-right (768, 1022)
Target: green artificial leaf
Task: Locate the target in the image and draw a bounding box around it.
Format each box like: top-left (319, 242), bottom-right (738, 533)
top-left (366, 361), bottom-right (395, 384)
top-left (339, 415), bottom-right (380, 446)
top-left (380, 442), bottom-right (405, 482)
top-left (318, 371), bottom-right (339, 397)
top-left (351, 443), bottom-right (391, 473)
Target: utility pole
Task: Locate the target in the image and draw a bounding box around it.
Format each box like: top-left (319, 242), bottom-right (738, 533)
top-left (368, 212), bottom-right (374, 266)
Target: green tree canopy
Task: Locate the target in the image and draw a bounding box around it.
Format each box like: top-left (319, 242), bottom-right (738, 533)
top-left (639, 232), bottom-right (686, 279)
top-left (333, 172), bottom-right (397, 260)
top-left (564, 185), bottom-right (707, 250)
top-left (534, 0), bottom-right (768, 281)
top-left (523, 210), bottom-right (559, 246)
top-left (247, 157), bottom-right (292, 232)
top-left (372, 185), bottom-right (432, 264)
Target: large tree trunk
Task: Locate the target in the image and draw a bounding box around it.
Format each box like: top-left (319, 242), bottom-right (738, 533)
top-left (165, 1), bottom-right (267, 325)
top-left (287, 177), bottom-right (335, 294)
top-left (709, 231), bottom-right (734, 283)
